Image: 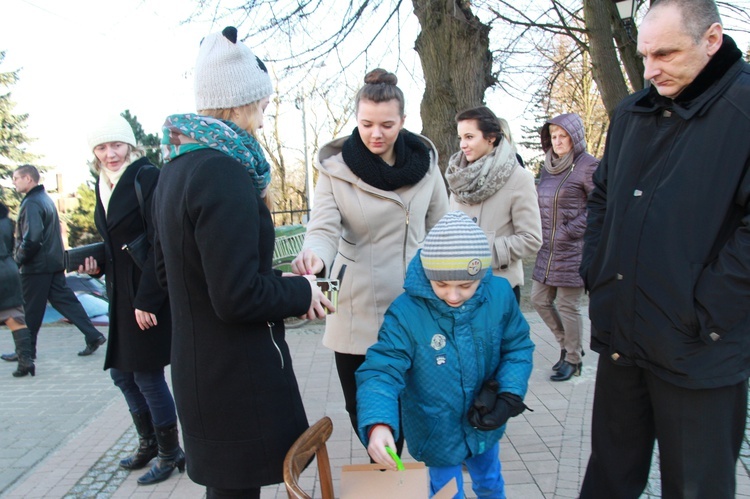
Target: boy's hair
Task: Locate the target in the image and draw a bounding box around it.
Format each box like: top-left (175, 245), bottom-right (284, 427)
top-left (421, 211), bottom-right (492, 281)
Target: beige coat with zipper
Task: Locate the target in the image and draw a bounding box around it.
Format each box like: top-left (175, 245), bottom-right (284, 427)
top-left (303, 133), bottom-right (449, 355)
top-left (449, 165), bottom-right (542, 288)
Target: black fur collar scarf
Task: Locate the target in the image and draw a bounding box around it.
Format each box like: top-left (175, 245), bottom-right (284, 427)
top-left (342, 128), bottom-right (430, 191)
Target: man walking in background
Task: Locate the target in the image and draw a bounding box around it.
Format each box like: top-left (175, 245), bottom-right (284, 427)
top-left (1, 164), bottom-right (106, 361)
top-left (579, 0), bottom-right (750, 497)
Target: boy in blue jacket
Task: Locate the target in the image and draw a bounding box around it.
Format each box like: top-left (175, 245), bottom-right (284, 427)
top-left (356, 211), bottom-right (534, 498)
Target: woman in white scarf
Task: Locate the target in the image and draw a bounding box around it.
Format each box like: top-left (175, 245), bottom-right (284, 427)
top-left (445, 106), bottom-right (542, 303)
top-left (82, 115), bottom-right (183, 485)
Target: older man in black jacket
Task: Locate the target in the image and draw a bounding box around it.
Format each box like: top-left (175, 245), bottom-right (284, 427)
top-left (578, 0), bottom-right (750, 497)
top-left (1, 165), bottom-right (106, 361)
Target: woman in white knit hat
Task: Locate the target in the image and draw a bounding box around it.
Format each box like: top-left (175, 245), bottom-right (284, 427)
top-left (80, 115), bottom-right (183, 485)
top-left (151, 27), bottom-right (331, 499)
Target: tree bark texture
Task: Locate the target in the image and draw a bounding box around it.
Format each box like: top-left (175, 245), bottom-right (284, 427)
top-left (412, 0), bottom-right (494, 174)
top-left (608, 0), bottom-right (645, 92)
top-left (584, 0), bottom-right (631, 117)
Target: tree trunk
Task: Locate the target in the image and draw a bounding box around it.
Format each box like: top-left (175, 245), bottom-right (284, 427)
top-left (584, 0), bottom-right (631, 117)
top-left (412, 0), bottom-right (495, 174)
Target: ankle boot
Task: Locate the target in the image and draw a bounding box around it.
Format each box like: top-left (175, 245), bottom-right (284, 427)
top-left (552, 349), bottom-right (566, 371)
top-left (11, 328), bottom-right (35, 377)
top-left (550, 360), bottom-right (581, 381)
top-left (137, 424), bottom-right (185, 485)
top-left (120, 411), bottom-right (158, 470)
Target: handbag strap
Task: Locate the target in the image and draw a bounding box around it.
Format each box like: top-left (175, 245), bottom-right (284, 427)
top-left (134, 167), bottom-right (147, 231)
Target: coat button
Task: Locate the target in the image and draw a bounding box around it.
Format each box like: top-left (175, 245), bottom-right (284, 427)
top-left (616, 273), bottom-right (623, 280)
top-left (472, 217), bottom-right (477, 222)
top-left (709, 332), bottom-right (720, 341)
top-left (611, 353), bottom-right (620, 361)
top-left (634, 189), bottom-right (643, 197)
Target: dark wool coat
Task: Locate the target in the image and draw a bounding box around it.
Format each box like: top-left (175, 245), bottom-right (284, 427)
top-left (580, 37), bottom-right (750, 389)
top-left (532, 114), bottom-right (599, 288)
top-left (0, 212), bottom-right (23, 311)
top-left (152, 148), bottom-right (311, 489)
top-left (94, 158), bottom-right (171, 372)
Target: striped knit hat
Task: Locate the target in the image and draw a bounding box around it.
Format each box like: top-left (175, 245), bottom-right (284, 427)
top-left (420, 211), bottom-right (491, 281)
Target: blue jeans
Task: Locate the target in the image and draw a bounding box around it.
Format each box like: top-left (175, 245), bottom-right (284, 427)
top-left (428, 442), bottom-right (505, 499)
top-left (110, 368), bottom-right (177, 428)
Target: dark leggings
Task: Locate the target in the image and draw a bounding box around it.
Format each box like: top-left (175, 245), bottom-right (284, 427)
top-left (334, 352), bottom-right (404, 455)
top-left (206, 486), bottom-right (260, 498)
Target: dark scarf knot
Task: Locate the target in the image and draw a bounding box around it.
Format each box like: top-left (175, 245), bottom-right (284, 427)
top-left (342, 128), bottom-right (430, 191)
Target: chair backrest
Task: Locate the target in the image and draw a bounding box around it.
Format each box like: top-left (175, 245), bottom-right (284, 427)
top-left (284, 416), bottom-right (334, 499)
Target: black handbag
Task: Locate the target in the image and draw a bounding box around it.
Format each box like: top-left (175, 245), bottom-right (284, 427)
top-left (64, 242), bottom-right (105, 273)
top-left (121, 168), bottom-right (151, 270)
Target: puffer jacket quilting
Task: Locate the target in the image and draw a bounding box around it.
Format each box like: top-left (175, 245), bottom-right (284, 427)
top-left (533, 114), bottom-right (599, 287)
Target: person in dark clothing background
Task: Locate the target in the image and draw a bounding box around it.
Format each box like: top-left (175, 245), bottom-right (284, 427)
top-left (1, 165), bottom-right (106, 363)
top-left (0, 201), bottom-right (34, 377)
top-left (579, 0), bottom-right (750, 496)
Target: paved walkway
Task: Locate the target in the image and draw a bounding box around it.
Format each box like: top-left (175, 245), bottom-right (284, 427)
top-left (0, 314), bottom-right (748, 498)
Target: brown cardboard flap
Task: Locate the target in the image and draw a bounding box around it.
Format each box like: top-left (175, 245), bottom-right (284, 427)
top-left (340, 463), bottom-right (457, 498)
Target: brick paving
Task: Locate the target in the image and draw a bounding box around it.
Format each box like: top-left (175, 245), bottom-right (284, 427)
top-left (0, 315), bottom-right (748, 498)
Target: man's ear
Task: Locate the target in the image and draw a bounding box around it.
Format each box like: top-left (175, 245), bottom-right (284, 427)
top-left (704, 22), bottom-right (723, 57)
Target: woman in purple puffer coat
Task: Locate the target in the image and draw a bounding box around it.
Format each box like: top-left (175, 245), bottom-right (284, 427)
top-left (531, 113), bottom-right (598, 382)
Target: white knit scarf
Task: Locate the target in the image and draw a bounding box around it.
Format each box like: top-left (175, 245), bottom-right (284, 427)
top-left (99, 159), bottom-right (133, 215)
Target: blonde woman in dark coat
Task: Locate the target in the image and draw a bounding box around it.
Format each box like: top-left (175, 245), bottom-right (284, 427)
top-left (152, 27), bottom-right (330, 499)
top-left (81, 115), bottom-right (181, 485)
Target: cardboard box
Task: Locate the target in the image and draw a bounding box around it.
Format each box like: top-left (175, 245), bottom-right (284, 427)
top-left (341, 462), bottom-right (458, 498)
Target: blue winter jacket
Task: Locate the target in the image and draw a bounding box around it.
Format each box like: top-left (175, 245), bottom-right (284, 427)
top-left (356, 251), bottom-right (534, 467)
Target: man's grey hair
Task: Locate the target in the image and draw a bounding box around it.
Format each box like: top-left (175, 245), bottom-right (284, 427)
top-left (649, 0), bottom-right (722, 43)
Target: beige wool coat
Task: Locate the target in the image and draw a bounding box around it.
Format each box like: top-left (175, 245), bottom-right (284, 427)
top-left (449, 165), bottom-right (542, 288)
top-left (303, 133), bottom-right (449, 355)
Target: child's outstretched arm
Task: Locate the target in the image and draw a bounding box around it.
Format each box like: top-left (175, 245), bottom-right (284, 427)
top-left (367, 424), bottom-right (399, 470)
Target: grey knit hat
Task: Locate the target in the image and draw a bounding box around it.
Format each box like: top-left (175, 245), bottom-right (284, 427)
top-left (420, 211), bottom-right (492, 281)
top-left (87, 115), bottom-right (136, 151)
top-left (194, 26), bottom-right (273, 110)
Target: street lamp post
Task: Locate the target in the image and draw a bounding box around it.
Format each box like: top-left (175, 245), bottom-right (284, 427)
top-left (613, 0), bottom-right (638, 43)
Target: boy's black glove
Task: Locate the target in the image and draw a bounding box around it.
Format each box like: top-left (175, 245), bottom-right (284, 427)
top-left (468, 379), bottom-right (499, 421)
top-left (469, 392), bottom-right (530, 431)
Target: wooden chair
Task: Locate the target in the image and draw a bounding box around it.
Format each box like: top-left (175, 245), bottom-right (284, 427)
top-left (284, 416), bottom-right (335, 499)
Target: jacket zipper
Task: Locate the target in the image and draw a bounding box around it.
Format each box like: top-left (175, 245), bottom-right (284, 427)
top-left (544, 164), bottom-right (576, 281)
top-left (367, 192), bottom-right (410, 278)
top-left (267, 321), bottom-right (284, 369)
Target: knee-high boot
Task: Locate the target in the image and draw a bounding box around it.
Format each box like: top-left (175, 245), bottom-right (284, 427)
top-left (137, 423), bottom-right (185, 485)
top-left (11, 328), bottom-right (35, 377)
top-left (120, 411), bottom-right (158, 470)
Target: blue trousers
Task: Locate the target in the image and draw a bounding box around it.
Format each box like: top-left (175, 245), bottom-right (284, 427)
top-left (428, 442), bottom-right (505, 499)
top-left (110, 368), bottom-right (177, 428)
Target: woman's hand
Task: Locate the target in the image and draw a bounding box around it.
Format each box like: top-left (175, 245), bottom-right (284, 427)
top-left (291, 249), bottom-right (324, 276)
top-left (303, 274), bottom-right (334, 319)
top-left (367, 425), bottom-right (398, 470)
top-left (78, 256), bottom-right (100, 275)
top-left (135, 309), bottom-right (158, 330)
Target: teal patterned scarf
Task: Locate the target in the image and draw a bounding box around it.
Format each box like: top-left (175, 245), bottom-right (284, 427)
top-left (161, 113), bottom-right (271, 195)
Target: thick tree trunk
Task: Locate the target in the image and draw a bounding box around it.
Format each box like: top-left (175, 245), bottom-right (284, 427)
top-left (412, 0), bottom-right (494, 174)
top-left (584, 0), bottom-right (631, 117)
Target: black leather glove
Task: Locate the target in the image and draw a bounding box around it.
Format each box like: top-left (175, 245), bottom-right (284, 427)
top-left (468, 380), bottom-right (499, 428)
top-left (471, 392), bottom-right (529, 431)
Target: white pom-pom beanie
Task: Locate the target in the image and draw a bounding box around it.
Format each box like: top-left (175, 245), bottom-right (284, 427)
top-left (87, 115), bottom-right (136, 151)
top-left (194, 26), bottom-right (273, 110)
